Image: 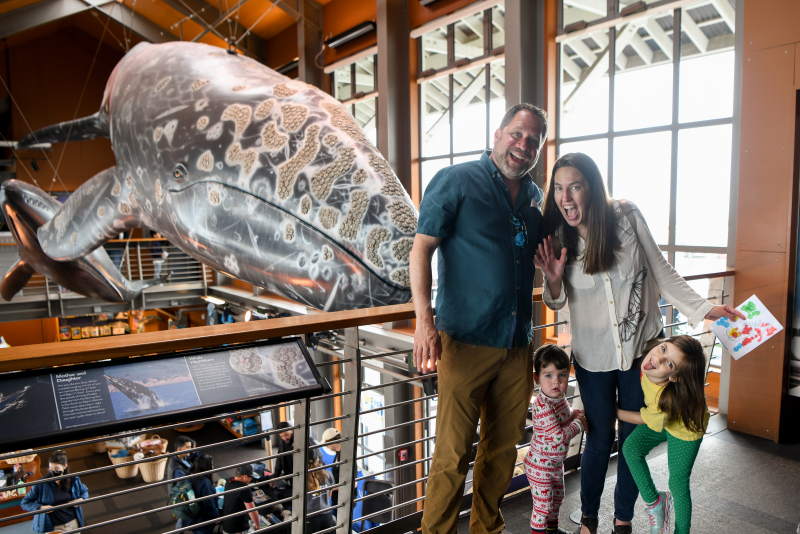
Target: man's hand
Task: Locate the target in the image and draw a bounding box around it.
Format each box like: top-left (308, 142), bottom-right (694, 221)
top-left (414, 319), bottom-right (442, 375)
top-left (705, 305), bottom-right (747, 322)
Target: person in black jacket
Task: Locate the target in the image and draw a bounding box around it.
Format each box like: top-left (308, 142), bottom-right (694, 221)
top-left (269, 422), bottom-right (295, 509)
top-left (185, 455), bottom-right (219, 534)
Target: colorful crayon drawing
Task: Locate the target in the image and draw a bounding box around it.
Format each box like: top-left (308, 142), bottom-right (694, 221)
top-left (710, 295), bottom-right (783, 360)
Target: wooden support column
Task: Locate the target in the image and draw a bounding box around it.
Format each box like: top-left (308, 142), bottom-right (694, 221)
top-left (298, 0), bottom-right (324, 88)
top-left (377, 0), bottom-right (412, 192)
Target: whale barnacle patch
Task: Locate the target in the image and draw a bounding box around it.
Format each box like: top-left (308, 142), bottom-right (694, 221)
top-left (311, 146), bottom-right (356, 200)
top-left (154, 76), bottom-right (172, 92)
top-left (391, 268), bottom-right (410, 287)
top-left (387, 201), bottom-right (417, 234)
top-left (190, 79), bottom-right (211, 91)
top-left (317, 207), bottom-right (339, 230)
top-left (196, 116), bottom-right (209, 130)
top-left (111, 179), bottom-right (121, 197)
top-left (339, 190), bottom-right (369, 241)
top-left (274, 84), bottom-right (298, 97)
top-left (352, 169), bottom-right (368, 184)
top-left (226, 143), bottom-right (258, 175)
top-left (284, 224), bottom-right (295, 241)
top-left (391, 238), bottom-right (414, 262)
top-left (197, 150), bottom-right (214, 172)
top-left (322, 246), bottom-right (333, 261)
top-left (97, 206), bottom-right (106, 217)
top-left (232, 85), bottom-right (247, 91)
top-left (153, 126), bottom-right (164, 142)
top-left (155, 180), bottom-right (163, 204)
top-left (119, 202), bottom-right (132, 214)
top-left (261, 122), bottom-right (288, 151)
top-left (365, 227), bottom-right (392, 268)
top-left (221, 104), bottom-right (252, 135)
top-left (254, 100), bottom-right (275, 119)
top-left (299, 195), bottom-right (312, 215)
top-left (280, 104), bottom-right (308, 132)
top-left (277, 124), bottom-right (320, 200)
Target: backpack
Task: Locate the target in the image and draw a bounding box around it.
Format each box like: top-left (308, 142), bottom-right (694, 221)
top-left (169, 479), bottom-right (201, 520)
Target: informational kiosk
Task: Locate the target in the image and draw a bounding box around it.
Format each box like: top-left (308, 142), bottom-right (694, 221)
top-left (0, 337), bottom-right (327, 450)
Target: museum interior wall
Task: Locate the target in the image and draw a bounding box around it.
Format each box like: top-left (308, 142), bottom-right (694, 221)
top-left (730, 0), bottom-right (800, 442)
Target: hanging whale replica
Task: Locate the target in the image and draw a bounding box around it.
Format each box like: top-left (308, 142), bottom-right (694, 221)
top-left (0, 180), bottom-right (168, 302)
top-left (104, 374), bottom-right (162, 410)
top-left (10, 41), bottom-right (416, 312)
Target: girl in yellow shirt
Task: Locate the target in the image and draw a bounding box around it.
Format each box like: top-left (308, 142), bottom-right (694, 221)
top-left (617, 335), bottom-right (709, 534)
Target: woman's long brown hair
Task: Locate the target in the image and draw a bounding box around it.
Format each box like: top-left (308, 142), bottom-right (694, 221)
top-left (541, 153), bottom-right (620, 274)
top-left (641, 336), bottom-right (708, 433)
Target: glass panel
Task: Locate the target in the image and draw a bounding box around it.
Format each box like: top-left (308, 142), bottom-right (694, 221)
top-left (354, 55), bottom-right (376, 94)
top-left (454, 11), bottom-right (486, 62)
top-left (421, 77), bottom-right (451, 157)
top-left (491, 4), bottom-right (505, 50)
top-left (559, 29), bottom-right (610, 138)
top-left (563, 0), bottom-right (606, 28)
top-left (421, 27), bottom-right (449, 71)
top-left (333, 65), bottom-right (351, 100)
top-left (679, 1), bottom-right (735, 123)
top-left (612, 131), bottom-right (672, 244)
top-left (453, 66), bottom-right (487, 153)
top-left (421, 158), bottom-right (451, 198)
top-left (675, 124), bottom-right (732, 247)
top-left (613, 21), bottom-right (673, 131)
top-left (452, 154), bottom-right (480, 165)
top-left (352, 98), bottom-right (378, 148)
top-left (558, 138), bottom-right (609, 188)
top-left (488, 59), bottom-right (506, 143)
top-left (674, 252), bottom-right (728, 277)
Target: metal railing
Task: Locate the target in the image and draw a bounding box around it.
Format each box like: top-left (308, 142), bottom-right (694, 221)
top-left (0, 270), bottom-right (733, 534)
top-left (0, 238), bottom-right (213, 300)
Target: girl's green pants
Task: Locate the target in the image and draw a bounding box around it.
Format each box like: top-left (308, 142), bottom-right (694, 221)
top-left (622, 424), bottom-right (702, 534)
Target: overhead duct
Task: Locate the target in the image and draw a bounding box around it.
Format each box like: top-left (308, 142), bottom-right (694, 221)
top-left (324, 21), bottom-right (376, 49)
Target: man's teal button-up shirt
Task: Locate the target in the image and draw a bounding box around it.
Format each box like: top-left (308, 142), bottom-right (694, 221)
top-left (417, 151), bottom-right (544, 349)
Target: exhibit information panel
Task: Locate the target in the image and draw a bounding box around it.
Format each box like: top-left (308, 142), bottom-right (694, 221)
top-left (0, 338), bottom-right (325, 449)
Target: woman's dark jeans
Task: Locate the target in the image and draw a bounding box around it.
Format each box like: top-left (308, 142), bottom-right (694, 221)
top-left (573, 356), bottom-right (645, 522)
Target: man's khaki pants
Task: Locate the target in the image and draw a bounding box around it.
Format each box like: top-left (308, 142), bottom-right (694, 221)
top-left (421, 332), bottom-right (535, 534)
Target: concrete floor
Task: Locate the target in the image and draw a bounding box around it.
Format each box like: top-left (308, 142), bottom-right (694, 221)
top-left (460, 415), bottom-right (800, 534)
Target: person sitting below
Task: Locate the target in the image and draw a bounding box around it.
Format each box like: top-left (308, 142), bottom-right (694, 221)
top-left (306, 450), bottom-right (336, 533)
top-left (220, 464), bottom-right (262, 534)
top-left (523, 345), bottom-right (587, 534)
top-left (185, 454), bottom-right (219, 534)
top-left (319, 428), bottom-right (342, 513)
top-left (21, 450), bottom-right (89, 533)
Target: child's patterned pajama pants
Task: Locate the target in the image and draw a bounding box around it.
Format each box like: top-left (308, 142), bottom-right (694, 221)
top-left (524, 451), bottom-right (565, 532)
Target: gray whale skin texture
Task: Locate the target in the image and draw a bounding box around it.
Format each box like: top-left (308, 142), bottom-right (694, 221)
top-left (6, 41), bottom-right (417, 312)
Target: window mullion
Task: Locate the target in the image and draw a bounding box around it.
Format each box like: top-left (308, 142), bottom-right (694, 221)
top-left (607, 27), bottom-right (616, 197)
top-left (668, 7), bottom-right (682, 264)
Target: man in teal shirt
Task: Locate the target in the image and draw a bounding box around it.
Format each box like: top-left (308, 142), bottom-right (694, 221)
top-left (411, 103), bottom-right (547, 534)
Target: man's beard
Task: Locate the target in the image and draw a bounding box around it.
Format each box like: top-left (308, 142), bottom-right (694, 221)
top-left (495, 147), bottom-right (535, 180)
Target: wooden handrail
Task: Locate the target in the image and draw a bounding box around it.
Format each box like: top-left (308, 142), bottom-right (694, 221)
top-left (0, 303), bottom-right (416, 373)
top-left (0, 288), bottom-right (543, 372)
top-left (683, 270), bottom-right (734, 281)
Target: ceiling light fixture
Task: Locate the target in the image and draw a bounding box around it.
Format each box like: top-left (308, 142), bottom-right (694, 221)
top-left (324, 21), bottom-right (376, 49)
top-left (202, 295), bottom-right (226, 305)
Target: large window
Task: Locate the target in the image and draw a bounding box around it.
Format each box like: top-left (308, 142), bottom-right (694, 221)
top-left (557, 1), bottom-right (736, 363)
top-left (330, 54), bottom-right (379, 148)
top-left (557, 1), bottom-right (735, 273)
top-left (418, 4), bottom-right (506, 198)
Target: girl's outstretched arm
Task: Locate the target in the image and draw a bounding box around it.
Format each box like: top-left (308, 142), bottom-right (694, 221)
top-left (617, 407), bottom-right (644, 425)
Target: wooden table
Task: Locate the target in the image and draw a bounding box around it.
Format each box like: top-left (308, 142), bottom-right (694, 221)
top-left (0, 456), bottom-right (42, 527)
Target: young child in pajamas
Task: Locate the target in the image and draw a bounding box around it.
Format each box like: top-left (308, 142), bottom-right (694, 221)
top-left (524, 344), bottom-right (587, 534)
top-left (618, 335), bottom-right (710, 534)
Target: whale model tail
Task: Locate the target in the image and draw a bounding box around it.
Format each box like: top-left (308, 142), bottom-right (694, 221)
top-left (104, 375), bottom-right (161, 410)
top-left (18, 111), bottom-right (109, 149)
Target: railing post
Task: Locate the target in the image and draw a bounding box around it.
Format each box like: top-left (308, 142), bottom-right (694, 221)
top-left (44, 278), bottom-right (50, 317)
top-left (137, 243), bottom-right (143, 281)
top-left (292, 398), bottom-right (310, 534)
top-left (337, 327), bottom-right (362, 534)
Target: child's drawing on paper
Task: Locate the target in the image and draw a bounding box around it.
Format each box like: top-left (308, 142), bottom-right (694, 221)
top-left (710, 295), bottom-right (783, 360)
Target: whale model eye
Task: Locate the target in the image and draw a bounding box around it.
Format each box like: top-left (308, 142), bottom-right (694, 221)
top-left (172, 163), bottom-right (188, 183)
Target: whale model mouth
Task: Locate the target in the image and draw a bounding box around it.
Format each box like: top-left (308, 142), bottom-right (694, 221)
top-left (168, 179), bottom-right (411, 292)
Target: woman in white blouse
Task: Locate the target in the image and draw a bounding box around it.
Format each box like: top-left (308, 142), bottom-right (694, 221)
top-left (534, 153), bottom-right (742, 534)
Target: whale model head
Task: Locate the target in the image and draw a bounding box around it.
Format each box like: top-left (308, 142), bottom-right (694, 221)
top-left (19, 41), bottom-right (416, 312)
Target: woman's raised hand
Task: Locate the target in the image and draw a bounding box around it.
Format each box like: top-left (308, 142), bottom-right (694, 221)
top-left (534, 236), bottom-right (567, 284)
